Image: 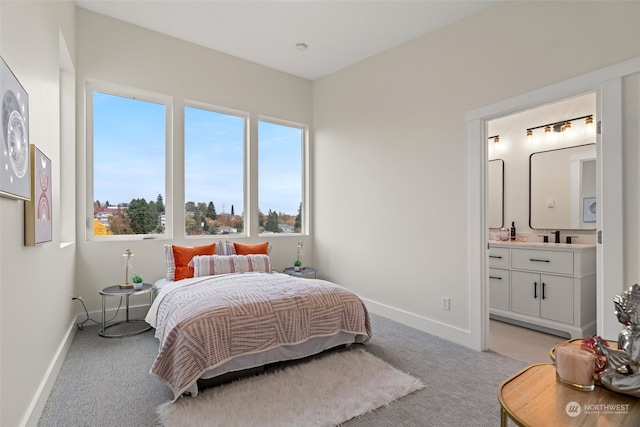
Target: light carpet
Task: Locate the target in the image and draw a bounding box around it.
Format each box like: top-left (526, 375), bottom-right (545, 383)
top-left (156, 348), bottom-right (424, 427)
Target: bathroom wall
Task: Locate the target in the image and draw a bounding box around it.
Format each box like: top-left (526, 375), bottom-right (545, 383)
top-left (488, 93), bottom-right (597, 243)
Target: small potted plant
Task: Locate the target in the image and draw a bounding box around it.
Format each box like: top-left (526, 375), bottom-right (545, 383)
top-left (132, 274), bottom-right (144, 290)
top-left (293, 259), bottom-right (302, 272)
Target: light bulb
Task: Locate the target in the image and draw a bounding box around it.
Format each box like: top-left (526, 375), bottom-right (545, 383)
top-left (526, 129), bottom-right (533, 144)
top-left (585, 116), bottom-right (594, 134)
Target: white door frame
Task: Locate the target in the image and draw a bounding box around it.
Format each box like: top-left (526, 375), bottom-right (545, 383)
top-left (467, 56), bottom-right (640, 351)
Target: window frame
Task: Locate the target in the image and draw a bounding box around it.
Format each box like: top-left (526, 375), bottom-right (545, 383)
top-left (183, 100), bottom-right (249, 239)
top-left (257, 116), bottom-right (309, 236)
top-left (85, 80), bottom-right (173, 241)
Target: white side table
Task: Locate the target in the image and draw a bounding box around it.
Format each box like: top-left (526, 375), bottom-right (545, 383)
top-left (283, 266), bottom-right (317, 279)
top-left (99, 283), bottom-right (153, 338)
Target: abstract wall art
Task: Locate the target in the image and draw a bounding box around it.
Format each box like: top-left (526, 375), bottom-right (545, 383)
top-left (25, 145), bottom-right (52, 245)
top-left (0, 56), bottom-right (30, 200)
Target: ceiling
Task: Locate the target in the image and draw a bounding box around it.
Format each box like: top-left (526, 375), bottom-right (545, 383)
top-left (75, 0), bottom-right (500, 80)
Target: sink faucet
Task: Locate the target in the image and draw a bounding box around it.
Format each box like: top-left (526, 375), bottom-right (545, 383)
top-left (553, 230), bottom-right (561, 244)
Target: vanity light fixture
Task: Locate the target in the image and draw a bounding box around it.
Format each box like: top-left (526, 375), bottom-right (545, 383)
top-left (526, 115), bottom-right (593, 142)
top-left (585, 116), bottom-right (595, 133)
top-left (489, 135), bottom-right (500, 144)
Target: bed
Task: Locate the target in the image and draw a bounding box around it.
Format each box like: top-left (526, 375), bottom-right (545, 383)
top-left (145, 244), bottom-right (371, 399)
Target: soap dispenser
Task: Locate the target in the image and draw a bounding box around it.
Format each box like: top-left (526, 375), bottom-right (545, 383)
top-left (510, 222), bottom-right (516, 241)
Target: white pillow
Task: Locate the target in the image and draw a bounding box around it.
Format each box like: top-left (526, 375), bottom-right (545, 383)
top-left (190, 254), bottom-right (272, 277)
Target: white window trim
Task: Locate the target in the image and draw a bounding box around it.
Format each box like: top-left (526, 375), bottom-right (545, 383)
top-left (183, 100), bottom-right (249, 239)
top-left (85, 79), bottom-right (174, 241)
top-left (257, 115), bottom-right (309, 237)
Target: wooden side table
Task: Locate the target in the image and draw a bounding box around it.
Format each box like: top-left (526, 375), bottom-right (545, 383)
top-left (499, 363), bottom-right (640, 426)
top-left (99, 283), bottom-right (153, 338)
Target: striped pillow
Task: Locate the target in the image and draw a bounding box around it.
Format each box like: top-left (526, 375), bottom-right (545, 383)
top-left (191, 254), bottom-right (272, 277)
top-left (164, 243), bottom-right (224, 281)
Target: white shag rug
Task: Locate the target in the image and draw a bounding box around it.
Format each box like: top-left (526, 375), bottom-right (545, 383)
top-left (156, 348), bottom-right (424, 427)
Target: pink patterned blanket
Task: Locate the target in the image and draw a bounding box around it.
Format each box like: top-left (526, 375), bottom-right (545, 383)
top-left (149, 272), bottom-right (371, 397)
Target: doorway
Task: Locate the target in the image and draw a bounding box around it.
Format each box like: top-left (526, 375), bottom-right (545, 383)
top-left (466, 59), bottom-right (637, 352)
top-left (486, 94), bottom-right (598, 361)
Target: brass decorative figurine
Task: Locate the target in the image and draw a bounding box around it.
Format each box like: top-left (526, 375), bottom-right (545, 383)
top-left (120, 248), bottom-right (134, 289)
top-left (594, 283), bottom-right (640, 397)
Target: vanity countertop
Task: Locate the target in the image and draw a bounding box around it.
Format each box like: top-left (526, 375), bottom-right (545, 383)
top-left (489, 241), bottom-right (595, 250)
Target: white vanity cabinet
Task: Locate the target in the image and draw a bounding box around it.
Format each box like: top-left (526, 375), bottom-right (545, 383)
top-left (489, 242), bottom-right (596, 339)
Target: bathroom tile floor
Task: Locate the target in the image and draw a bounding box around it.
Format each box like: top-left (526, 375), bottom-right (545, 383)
top-left (490, 319), bottom-right (567, 364)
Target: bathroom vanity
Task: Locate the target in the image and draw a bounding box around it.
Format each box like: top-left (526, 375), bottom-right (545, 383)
top-left (489, 241), bottom-right (596, 339)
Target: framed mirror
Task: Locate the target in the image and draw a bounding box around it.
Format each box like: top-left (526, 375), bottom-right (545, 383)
top-left (529, 144), bottom-right (596, 230)
top-left (488, 159), bottom-right (504, 229)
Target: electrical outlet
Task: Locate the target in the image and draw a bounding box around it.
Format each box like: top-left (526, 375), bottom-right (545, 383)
top-left (442, 297), bottom-right (451, 311)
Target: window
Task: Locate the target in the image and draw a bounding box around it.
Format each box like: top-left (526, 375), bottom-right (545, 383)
top-left (88, 84), bottom-right (169, 238)
top-left (184, 105), bottom-right (246, 236)
top-left (258, 120), bottom-right (304, 234)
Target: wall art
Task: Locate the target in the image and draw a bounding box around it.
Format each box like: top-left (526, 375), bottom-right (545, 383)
top-left (25, 145), bottom-right (52, 245)
top-left (583, 197), bottom-right (596, 223)
top-left (0, 56), bottom-right (30, 200)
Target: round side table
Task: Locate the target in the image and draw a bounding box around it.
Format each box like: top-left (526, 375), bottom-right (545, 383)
top-left (283, 266), bottom-right (317, 279)
top-left (99, 283), bottom-right (153, 338)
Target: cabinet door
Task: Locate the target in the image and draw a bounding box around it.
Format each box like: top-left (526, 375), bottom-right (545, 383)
top-left (511, 271), bottom-right (540, 317)
top-left (489, 268), bottom-right (510, 311)
top-left (540, 274), bottom-right (574, 324)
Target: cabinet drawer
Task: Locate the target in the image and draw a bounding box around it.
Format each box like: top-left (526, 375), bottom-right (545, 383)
top-left (489, 268), bottom-right (510, 311)
top-left (489, 247), bottom-right (510, 268)
top-left (511, 249), bottom-right (573, 275)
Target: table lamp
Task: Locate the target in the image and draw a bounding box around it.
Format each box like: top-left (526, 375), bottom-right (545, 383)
top-left (120, 248), bottom-right (134, 289)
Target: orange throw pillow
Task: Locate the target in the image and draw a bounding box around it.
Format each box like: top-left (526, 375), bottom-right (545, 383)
top-left (172, 243), bottom-right (216, 281)
top-left (233, 242), bottom-right (269, 255)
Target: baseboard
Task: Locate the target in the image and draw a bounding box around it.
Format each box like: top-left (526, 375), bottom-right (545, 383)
top-left (361, 297), bottom-right (476, 349)
top-left (21, 303), bottom-right (152, 426)
top-left (21, 315), bottom-right (78, 427)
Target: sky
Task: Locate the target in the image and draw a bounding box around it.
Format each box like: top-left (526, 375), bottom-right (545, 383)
top-left (93, 92), bottom-right (302, 216)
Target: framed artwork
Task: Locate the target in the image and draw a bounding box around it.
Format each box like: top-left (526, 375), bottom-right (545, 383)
top-left (25, 145), bottom-right (52, 245)
top-left (0, 55), bottom-right (30, 200)
top-left (583, 197), bottom-right (596, 223)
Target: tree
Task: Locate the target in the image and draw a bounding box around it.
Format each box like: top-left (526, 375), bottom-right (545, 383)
top-left (230, 205), bottom-right (235, 216)
top-left (127, 198), bottom-right (157, 234)
top-left (207, 202), bottom-right (217, 219)
top-left (264, 210), bottom-right (280, 233)
top-left (155, 194), bottom-right (165, 214)
top-left (93, 218), bottom-right (113, 235)
top-left (295, 203), bottom-right (302, 231)
top-left (108, 214), bottom-right (132, 235)
top-left (185, 214), bottom-right (200, 235)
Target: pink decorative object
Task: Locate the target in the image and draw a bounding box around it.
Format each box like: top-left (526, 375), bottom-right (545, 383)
top-left (580, 336), bottom-right (609, 374)
top-left (555, 344), bottom-right (595, 391)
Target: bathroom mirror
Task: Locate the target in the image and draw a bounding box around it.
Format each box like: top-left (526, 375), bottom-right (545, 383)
top-left (488, 159), bottom-right (504, 229)
top-left (529, 144), bottom-right (596, 230)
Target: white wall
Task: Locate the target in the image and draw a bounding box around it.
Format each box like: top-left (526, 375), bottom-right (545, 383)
top-left (0, 1), bottom-right (76, 426)
top-left (487, 93), bottom-right (597, 242)
top-left (312, 1), bottom-right (640, 347)
top-left (1, 1), bottom-right (639, 424)
top-left (74, 9), bottom-right (314, 314)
